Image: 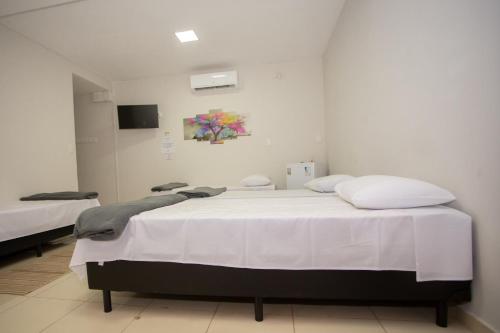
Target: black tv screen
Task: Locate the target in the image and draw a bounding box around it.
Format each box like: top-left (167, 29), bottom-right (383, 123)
top-left (117, 104), bottom-right (159, 129)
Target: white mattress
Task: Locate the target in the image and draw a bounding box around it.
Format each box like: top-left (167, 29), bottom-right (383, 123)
top-left (0, 199), bottom-right (100, 242)
top-left (211, 189), bottom-right (332, 199)
top-left (226, 184), bottom-right (276, 191)
top-left (70, 191), bottom-right (472, 282)
top-left (151, 184), bottom-right (276, 195)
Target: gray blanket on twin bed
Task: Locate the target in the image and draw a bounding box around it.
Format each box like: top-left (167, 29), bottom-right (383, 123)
top-left (20, 191), bottom-right (98, 201)
top-left (74, 194), bottom-right (188, 240)
top-left (74, 187), bottom-right (227, 240)
top-left (177, 187), bottom-right (226, 198)
top-left (150, 182), bottom-right (188, 192)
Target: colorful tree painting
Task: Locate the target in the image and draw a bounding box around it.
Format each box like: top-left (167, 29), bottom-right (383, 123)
top-left (183, 109), bottom-right (250, 144)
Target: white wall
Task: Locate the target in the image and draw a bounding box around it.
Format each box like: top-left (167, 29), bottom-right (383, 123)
top-left (323, 0), bottom-right (500, 330)
top-left (113, 59), bottom-right (327, 201)
top-left (0, 24), bottom-right (110, 202)
top-left (73, 94), bottom-right (117, 205)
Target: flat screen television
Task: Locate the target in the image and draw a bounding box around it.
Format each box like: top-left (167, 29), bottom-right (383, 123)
top-left (117, 104), bottom-right (159, 129)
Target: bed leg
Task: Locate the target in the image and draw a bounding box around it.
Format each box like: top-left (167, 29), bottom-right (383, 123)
top-left (35, 243), bottom-right (42, 257)
top-left (254, 297), bottom-right (263, 322)
top-left (436, 300), bottom-right (448, 327)
top-left (103, 290), bottom-right (112, 313)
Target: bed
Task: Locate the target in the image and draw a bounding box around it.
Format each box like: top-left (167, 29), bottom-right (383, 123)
top-left (0, 199), bottom-right (99, 257)
top-left (151, 184), bottom-right (276, 195)
top-left (70, 190), bottom-right (472, 327)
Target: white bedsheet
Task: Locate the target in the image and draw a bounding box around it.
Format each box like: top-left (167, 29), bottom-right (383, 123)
top-left (227, 184), bottom-right (275, 191)
top-left (70, 191), bottom-right (472, 282)
top-left (211, 189), bottom-right (333, 199)
top-left (0, 199), bottom-right (100, 242)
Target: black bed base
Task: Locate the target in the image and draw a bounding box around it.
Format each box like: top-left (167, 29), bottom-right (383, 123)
top-left (87, 261), bottom-right (471, 327)
top-left (0, 225), bottom-right (74, 258)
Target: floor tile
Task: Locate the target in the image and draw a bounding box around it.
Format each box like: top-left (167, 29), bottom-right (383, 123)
top-left (43, 302), bottom-right (142, 333)
top-left (371, 306), bottom-right (434, 321)
top-left (381, 320), bottom-right (472, 333)
top-left (294, 317), bottom-right (385, 333)
top-left (88, 291), bottom-right (154, 308)
top-left (208, 303), bottom-right (293, 333)
top-left (0, 297), bottom-right (81, 333)
top-left (150, 297), bottom-right (218, 311)
top-left (34, 273), bottom-right (98, 301)
top-left (0, 293), bottom-right (27, 312)
top-left (448, 306), bottom-right (459, 319)
top-left (124, 302), bottom-right (215, 333)
top-left (218, 302), bottom-right (292, 317)
top-left (293, 304), bottom-right (375, 319)
top-left (0, 293), bottom-right (21, 306)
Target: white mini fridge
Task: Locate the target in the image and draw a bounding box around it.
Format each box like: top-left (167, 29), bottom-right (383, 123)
top-left (286, 162), bottom-right (315, 189)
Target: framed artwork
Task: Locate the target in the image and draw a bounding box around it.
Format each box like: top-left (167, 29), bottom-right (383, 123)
top-left (183, 109), bottom-right (250, 144)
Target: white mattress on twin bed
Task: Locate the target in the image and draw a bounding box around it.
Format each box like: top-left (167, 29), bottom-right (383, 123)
top-left (0, 199), bottom-right (100, 242)
top-left (211, 189), bottom-right (331, 198)
top-left (70, 190), bottom-right (472, 282)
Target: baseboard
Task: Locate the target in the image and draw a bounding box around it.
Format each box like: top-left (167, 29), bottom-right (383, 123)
top-left (457, 308), bottom-right (498, 333)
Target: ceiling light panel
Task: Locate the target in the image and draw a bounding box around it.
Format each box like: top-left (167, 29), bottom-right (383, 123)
top-left (175, 30), bottom-right (198, 43)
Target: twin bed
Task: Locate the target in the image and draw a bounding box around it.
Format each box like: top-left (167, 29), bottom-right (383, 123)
top-left (150, 184), bottom-right (276, 195)
top-left (70, 189), bottom-right (472, 327)
top-left (0, 199), bottom-right (99, 256)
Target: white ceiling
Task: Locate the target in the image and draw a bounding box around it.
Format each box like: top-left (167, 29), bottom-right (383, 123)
top-left (0, 0), bottom-right (80, 17)
top-left (1, 0), bottom-right (344, 81)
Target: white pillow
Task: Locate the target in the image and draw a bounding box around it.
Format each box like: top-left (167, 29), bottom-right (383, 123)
top-left (335, 175), bottom-right (455, 209)
top-left (304, 175), bottom-right (354, 193)
top-left (240, 174), bottom-right (271, 187)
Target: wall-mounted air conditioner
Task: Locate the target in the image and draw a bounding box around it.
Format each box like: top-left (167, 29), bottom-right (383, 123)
top-left (190, 70), bottom-right (238, 91)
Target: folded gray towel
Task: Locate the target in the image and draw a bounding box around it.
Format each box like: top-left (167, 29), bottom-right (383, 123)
top-left (74, 194), bottom-right (188, 240)
top-left (177, 187), bottom-right (227, 198)
top-left (20, 191), bottom-right (99, 201)
top-left (151, 182), bottom-right (188, 192)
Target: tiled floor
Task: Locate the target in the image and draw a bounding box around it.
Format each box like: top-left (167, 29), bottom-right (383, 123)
top-left (0, 241), bottom-right (472, 333)
top-left (0, 271), bottom-right (473, 333)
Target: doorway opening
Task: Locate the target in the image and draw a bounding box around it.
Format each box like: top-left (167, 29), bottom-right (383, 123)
top-left (72, 74), bottom-right (118, 205)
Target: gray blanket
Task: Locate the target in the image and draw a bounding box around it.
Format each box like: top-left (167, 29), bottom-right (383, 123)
top-left (151, 182), bottom-right (188, 192)
top-left (177, 187), bottom-right (227, 198)
top-left (20, 191), bottom-right (99, 201)
top-left (74, 194), bottom-right (188, 240)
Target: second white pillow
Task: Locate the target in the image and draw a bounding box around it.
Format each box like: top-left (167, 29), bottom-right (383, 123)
top-left (304, 175), bottom-right (354, 193)
top-left (240, 174), bottom-right (272, 187)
